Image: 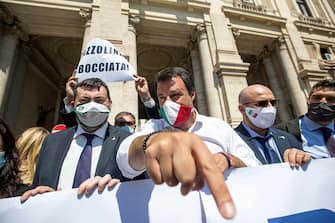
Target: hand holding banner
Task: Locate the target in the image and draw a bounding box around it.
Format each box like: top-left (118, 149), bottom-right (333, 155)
top-left (76, 38), bottom-right (136, 83)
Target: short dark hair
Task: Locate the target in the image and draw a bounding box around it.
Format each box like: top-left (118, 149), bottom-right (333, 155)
top-left (74, 78), bottom-right (111, 100)
top-left (114, 111), bottom-right (135, 126)
top-left (156, 67), bottom-right (194, 95)
top-left (309, 79), bottom-right (335, 98)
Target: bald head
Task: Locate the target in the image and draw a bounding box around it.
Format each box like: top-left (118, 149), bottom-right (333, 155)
top-left (239, 84), bottom-right (274, 105)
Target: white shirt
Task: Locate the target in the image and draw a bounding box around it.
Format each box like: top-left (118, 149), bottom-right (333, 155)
top-left (58, 123), bottom-right (108, 189)
top-left (116, 113), bottom-right (261, 179)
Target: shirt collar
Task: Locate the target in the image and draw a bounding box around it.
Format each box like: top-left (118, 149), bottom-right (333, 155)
top-left (241, 122), bottom-right (272, 138)
top-left (187, 111), bottom-right (200, 132)
top-left (302, 115), bottom-right (334, 131)
top-left (75, 122), bottom-right (108, 139)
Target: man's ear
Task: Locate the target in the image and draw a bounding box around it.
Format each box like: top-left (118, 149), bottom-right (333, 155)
top-left (107, 99), bottom-right (112, 110)
top-left (238, 104), bottom-right (245, 113)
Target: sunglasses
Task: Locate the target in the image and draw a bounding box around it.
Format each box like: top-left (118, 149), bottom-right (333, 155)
top-left (118, 121), bottom-right (136, 126)
top-left (243, 99), bottom-right (279, 107)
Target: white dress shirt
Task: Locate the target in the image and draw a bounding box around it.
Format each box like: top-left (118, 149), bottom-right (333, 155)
top-left (58, 123), bottom-right (108, 189)
top-left (116, 113), bottom-right (261, 179)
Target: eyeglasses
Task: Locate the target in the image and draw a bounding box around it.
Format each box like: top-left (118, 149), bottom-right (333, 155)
top-left (243, 99), bottom-right (279, 107)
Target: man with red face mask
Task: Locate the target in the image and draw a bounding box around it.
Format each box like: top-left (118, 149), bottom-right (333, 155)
top-left (79, 67), bottom-right (261, 219)
top-left (121, 67), bottom-right (263, 218)
top-left (275, 79), bottom-right (335, 159)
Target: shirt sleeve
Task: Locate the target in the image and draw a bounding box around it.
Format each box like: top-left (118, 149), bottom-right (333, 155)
top-left (116, 133), bottom-right (146, 179)
top-left (116, 120), bottom-right (162, 178)
top-left (228, 128), bottom-right (261, 167)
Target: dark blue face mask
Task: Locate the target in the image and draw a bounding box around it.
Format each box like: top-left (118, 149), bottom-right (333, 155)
top-left (308, 102), bottom-right (335, 122)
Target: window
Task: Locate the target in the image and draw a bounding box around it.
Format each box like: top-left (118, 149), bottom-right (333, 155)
top-left (296, 0), bottom-right (312, 17)
top-left (242, 0), bottom-right (256, 5)
top-left (320, 48), bottom-right (332, 60)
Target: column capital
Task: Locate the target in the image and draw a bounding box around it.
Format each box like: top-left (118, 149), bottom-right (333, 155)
top-left (192, 23), bottom-right (207, 42)
top-left (79, 8), bottom-right (92, 22)
top-left (128, 14), bottom-right (140, 33)
top-left (0, 5), bottom-right (28, 41)
top-left (129, 14), bottom-right (140, 25)
top-left (276, 36), bottom-right (287, 50)
top-left (3, 21), bottom-right (29, 42)
top-left (195, 23), bottom-right (206, 35)
top-left (231, 27), bottom-right (240, 37)
top-left (0, 5), bottom-right (14, 25)
top-left (259, 46), bottom-right (272, 60)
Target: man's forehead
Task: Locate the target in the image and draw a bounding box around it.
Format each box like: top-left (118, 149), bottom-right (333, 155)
top-left (123, 115), bottom-right (135, 121)
top-left (311, 87), bottom-right (335, 95)
top-left (76, 88), bottom-right (108, 100)
top-left (157, 77), bottom-right (186, 93)
top-left (77, 86), bottom-right (107, 94)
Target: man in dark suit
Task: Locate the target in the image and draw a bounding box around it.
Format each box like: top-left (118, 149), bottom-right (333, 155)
top-left (21, 78), bottom-right (144, 202)
top-left (235, 84), bottom-right (311, 166)
top-left (60, 73), bottom-right (160, 128)
top-left (275, 79), bottom-right (335, 159)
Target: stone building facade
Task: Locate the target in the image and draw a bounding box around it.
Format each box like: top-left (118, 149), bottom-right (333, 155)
top-left (0, 0), bottom-right (334, 134)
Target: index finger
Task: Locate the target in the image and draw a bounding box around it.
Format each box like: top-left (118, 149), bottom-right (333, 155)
top-left (193, 142), bottom-right (236, 219)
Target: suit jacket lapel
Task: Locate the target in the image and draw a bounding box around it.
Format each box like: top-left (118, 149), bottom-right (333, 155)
top-left (236, 124), bottom-right (267, 164)
top-left (95, 125), bottom-right (120, 176)
top-left (270, 129), bottom-right (288, 160)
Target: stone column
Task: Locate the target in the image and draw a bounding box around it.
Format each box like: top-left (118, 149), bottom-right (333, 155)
top-left (196, 24), bottom-right (222, 119)
top-left (262, 49), bottom-right (290, 122)
top-left (275, 37), bottom-right (307, 116)
top-left (79, 8), bottom-right (92, 52)
top-left (321, 0), bottom-right (335, 24)
top-left (0, 24), bottom-right (19, 116)
top-left (123, 16), bottom-right (139, 121)
top-left (3, 43), bottom-right (29, 128)
top-left (190, 45), bottom-right (208, 115)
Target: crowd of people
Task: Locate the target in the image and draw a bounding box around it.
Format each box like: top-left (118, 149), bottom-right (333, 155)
top-left (0, 66), bottom-right (334, 219)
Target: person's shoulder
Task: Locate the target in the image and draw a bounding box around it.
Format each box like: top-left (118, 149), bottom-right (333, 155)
top-left (142, 119), bottom-right (169, 131)
top-left (107, 124), bottom-right (131, 138)
top-left (270, 127), bottom-right (299, 140)
top-left (197, 114), bottom-right (228, 125)
top-left (275, 116), bottom-right (302, 128)
top-left (45, 127), bottom-right (75, 140)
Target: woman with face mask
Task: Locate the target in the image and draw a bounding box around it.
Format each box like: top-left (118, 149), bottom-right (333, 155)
top-left (0, 119), bottom-right (29, 198)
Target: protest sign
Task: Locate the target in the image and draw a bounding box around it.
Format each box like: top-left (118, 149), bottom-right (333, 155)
top-left (0, 159), bottom-right (334, 223)
top-left (76, 38), bottom-right (136, 83)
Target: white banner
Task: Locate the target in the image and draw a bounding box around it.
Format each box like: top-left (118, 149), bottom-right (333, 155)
top-left (76, 38), bottom-right (136, 83)
top-left (0, 159), bottom-right (334, 223)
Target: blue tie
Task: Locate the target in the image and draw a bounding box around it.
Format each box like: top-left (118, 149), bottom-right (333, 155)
top-left (319, 127), bottom-right (335, 157)
top-left (319, 127), bottom-right (332, 145)
top-left (255, 136), bottom-right (281, 164)
top-left (72, 133), bottom-right (94, 188)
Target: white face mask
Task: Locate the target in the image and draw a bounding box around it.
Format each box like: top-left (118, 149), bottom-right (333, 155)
top-left (0, 151), bottom-right (5, 169)
top-left (75, 101), bottom-right (110, 128)
top-left (245, 106), bottom-right (277, 129)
